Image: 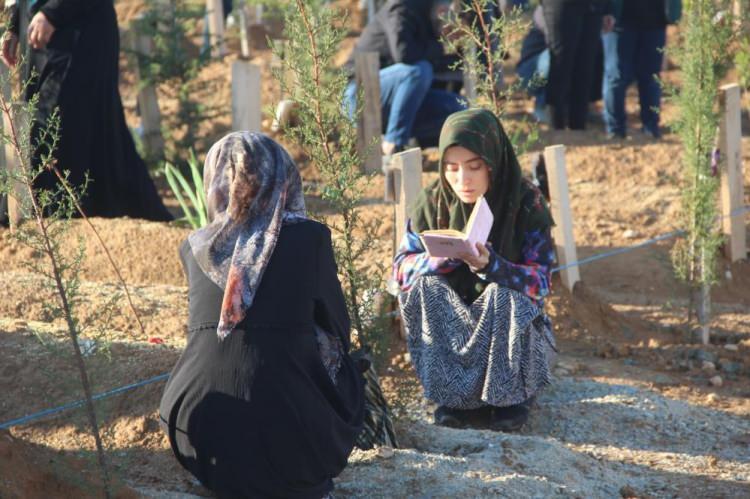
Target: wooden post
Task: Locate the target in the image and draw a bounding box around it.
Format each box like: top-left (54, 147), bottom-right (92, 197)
top-left (392, 148), bottom-right (423, 249)
top-left (719, 83), bottom-right (746, 262)
top-left (238, 7), bottom-right (251, 59)
top-left (232, 61), bottom-right (262, 133)
top-left (206, 0), bottom-right (227, 58)
top-left (354, 52), bottom-right (382, 174)
top-left (129, 21), bottom-right (165, 161)
top-left (0, 64), bottom-right (26, 230)
top-left (544, 145), bottom-right (580, 291)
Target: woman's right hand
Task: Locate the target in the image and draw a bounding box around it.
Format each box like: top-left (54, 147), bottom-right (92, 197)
top-left (1, 32), bottom-right (19, 68)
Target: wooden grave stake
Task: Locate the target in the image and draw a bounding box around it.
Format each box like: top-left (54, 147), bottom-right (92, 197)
top-left (238, 6), bottom-right (251, 59)
top-left (544, 144), bottom-right (580, 291)
top-left (391, 147), bottom-right (422, 340)
top-left (206, 0), bottom-right (227, 58)
top-left (354, 52), bottom-right (382, 174)
top-left (0, 64), bottom-right (28, 230)
top-left (232, 61), bottom-right (262, 133)
top-left (129, 20), bottom-right (165, 161)
top-left (719, 83), bottom-right (747, 262)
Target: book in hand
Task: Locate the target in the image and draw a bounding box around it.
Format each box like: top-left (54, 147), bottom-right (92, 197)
top-left (419, 196), bottom-right (494, 258)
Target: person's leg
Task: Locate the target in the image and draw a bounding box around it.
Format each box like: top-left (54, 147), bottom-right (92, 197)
top-left (343, 80), bottom-right (358, 121)
top-left (409, 88), bottom-right (467, 148)
top-left (378, 61), bottom-right (435, 150)
top-left (567, 8), bottom-right (602, 129)
top-left (602, 28), bottom-right (637, 136)
top-left (544, 1), bottom-right (588, 129)
top-left (635, 27), bottom-right (667, 137)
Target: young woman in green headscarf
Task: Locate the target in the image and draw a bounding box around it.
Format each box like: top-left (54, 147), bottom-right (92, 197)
top-left (393, 108), bottom-right (557, 431)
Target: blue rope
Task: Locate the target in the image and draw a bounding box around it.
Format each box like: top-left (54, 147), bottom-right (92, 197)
top-left (0, 373), bottom-right (169, 430)
top-left (1, 205), bottom-right (748, 430)
top-left (551, 229), bottom-right (685, 273)
top-left (552, 204), bottom-right (749, 273)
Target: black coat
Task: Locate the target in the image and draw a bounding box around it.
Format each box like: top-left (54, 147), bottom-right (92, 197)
top-left (160, 220), bottom-right (365, 499)
top-left (344, 0), bottom-right (457, 76)
top-left (10, 0), bottom-right (171, 221)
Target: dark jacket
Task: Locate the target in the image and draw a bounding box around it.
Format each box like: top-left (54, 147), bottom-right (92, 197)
top-left (611, 0), bottom-right (682, 26)
top-left (160, 220), bottom-right (365, 499)
top-left (540, 0), bottom-right (614, 15)
top-left (344, 0), bottom-right (457, 76)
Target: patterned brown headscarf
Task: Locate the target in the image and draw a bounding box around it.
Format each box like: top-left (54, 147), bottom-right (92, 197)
top-left (188, 132), bottom-right (306, 340)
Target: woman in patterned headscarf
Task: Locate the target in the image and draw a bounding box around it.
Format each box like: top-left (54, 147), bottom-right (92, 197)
top-left (159, 132), bottom-right (364, 499)
top-left (393, 109), bottom-right (557, 431)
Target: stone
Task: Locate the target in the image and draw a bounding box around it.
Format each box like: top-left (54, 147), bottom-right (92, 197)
top-left (377, 446), bottom-right (395, 459)
top-left (724, 344), bottom-right (739, 352)
top-left (709, 375), bottom-right (723, 387)
top-left (622, 229), bottom-right (639, 239)
top-left (701, 361), bottom-right (716, 373)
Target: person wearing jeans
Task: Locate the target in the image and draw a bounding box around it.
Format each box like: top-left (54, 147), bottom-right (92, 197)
top-left (344, 60), bottom-right (465, 151)
top-left (344, 0), bottom-right (466, 156)
top-left (602, 0), bottom-right (677, 139)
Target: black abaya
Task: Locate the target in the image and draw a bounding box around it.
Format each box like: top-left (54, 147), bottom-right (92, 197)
top-left (160, 221), bottom-right (365, 498)
top-left (11, 0), bottom-right (171, 220)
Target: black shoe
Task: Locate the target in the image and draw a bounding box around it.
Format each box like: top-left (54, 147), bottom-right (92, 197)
top-left (434, 405), bottom-right (492, 429)
top-left (489, 398), bottom-right (534, 432)
top-left (605, 131), bottom-right (626, 140)
top-left (433, 405), bottom-right (464, 428)
top-left (641, 126), bottom-right (661, 140)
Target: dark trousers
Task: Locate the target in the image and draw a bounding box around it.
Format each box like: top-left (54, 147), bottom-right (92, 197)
top-left (602, 27), bottom-right (666, 136)
top-left (543, 0), bottom-right (604, 130)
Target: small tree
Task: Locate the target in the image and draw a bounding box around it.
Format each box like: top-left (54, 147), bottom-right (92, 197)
top-left (271, 0), bottom-right (386, 354)
top-left (666, 0), bottom-right (734, 344)
top-left (442, 1), bottom-right (538, 154)
top-left (0, 67), bottom-right (114, 496)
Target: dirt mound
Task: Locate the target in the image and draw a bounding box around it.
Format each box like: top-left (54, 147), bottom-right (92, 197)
top-left (0, 430), bottom-right (136, 499)
top-left (0, 219), bottom-right (190, 287)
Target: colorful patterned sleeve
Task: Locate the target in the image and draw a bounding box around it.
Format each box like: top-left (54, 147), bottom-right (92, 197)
top-left (477, 228), bottom-right (555, 303)
top-left (392, 220), bottom-right (462, 292)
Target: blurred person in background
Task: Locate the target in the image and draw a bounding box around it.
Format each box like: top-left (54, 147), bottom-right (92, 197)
top-left (344, 0), bottom-right (466, 161)
top-left (602, 0), bottom-right (682, 139)
top-left (1, 0), bottom-right (171, 221)
top-left (541, 0), bottom-right (614, 130)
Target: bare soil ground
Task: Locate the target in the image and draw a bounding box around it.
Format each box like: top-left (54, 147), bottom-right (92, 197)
top-left (1, 2), bottom-right (750, 498)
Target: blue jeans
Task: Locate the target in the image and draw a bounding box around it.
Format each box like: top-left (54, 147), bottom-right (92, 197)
top-left (517, 48), bottom-right (549, 113)
top-left (345, 61), bottom-right (466, 148)
top-left (602, 28), bottom-right (666, 136)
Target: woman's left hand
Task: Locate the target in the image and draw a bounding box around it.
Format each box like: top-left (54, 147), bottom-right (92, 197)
top-left (458, 242), bottom-right (490, 273)
top-left (28, 12), bottom-right (55, 50)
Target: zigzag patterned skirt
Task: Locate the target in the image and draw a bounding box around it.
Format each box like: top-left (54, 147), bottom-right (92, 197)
top-left (400, 276), bottom-right (557, 410)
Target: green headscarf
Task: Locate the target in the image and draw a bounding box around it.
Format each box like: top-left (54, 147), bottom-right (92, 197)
top-left (410, 109), bottom-right (553, 301)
